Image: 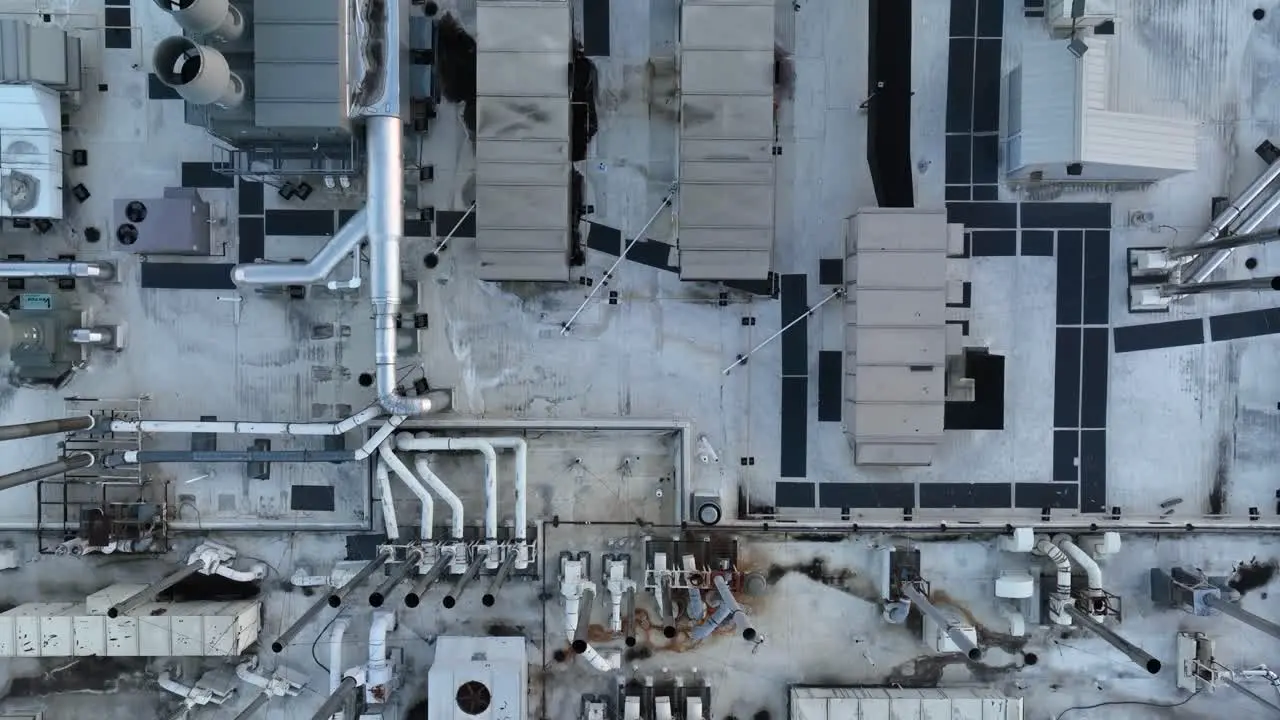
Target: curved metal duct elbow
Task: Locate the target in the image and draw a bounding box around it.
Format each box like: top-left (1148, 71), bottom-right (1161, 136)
top-left (232, 210), bottom-right (369, 286)
top-left (1055, 536), bottom-right (1102, 592)
top-left (153, 36), bottom-right (244, 109)
top-left (1035, 537), bottom-right (1072, 594)
top-left (153, 0), bottom-right (244, 41)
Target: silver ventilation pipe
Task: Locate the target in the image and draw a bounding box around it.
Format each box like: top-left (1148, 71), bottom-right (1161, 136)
top-left (153, 36), bottom-right (244, 109)
top-left (1185, 178), bottom-right (1280, 284)
top-left (152, 0), bottom-right (244, 42)
top-left (0, 452), bottom-right (95, 492)
top-left (232, 210), bottom-right (369, 286)
top-left (0, 261), bottom-right (113, 279)
top-left (0, 415), bottom-right (94, 441)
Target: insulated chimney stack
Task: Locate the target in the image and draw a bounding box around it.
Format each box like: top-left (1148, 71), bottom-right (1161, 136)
top-left (152, 0), bottom-right (244, 42)
top-left (152, 36), bottom-right (244, 109)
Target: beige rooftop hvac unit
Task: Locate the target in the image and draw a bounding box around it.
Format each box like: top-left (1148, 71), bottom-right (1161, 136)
top-left (844, 209), bottom-right (972, 467)
top-left (427, 636), bottom-right (527, 719)
top-left (0, 19), bottom-right (82, 90)
top-left (0, 584), bottom-right (260, 657)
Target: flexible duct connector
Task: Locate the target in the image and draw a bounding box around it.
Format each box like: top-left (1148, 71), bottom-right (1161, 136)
top-left (153, 36), bottom-right (244, 108)
top-left (0, 261), bottom-right (114, 279)
top-left (1055, 535), bottom-right (1103, 606)
top-left (152, 0), bottom-right (244, 41)
top-left (1035, 538), bottom-right (1072, 592)
top-left (232, 210), bottom-right (369, 286)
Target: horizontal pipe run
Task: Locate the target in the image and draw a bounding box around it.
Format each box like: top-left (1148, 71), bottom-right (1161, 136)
top-left (111, 406), bottom-right (382, 436)
top-left (327, 553), bottom-right (391, 608)
top-left (901, 582), bottom-right (983, 661)
top-left (230, 691), bottom-right (271, 720)
top-left (1185, 185), bottom-right (1280, 284)
top-left (1064, 605), bottom-right (1162, 674)
top-left (121, 449), bottom-right (354, 464)
top-left (271, 590), bottom-right (335, 653)
top-left (369, 550), bottom-right (424, 607)
top-left (0, 261), bottom-right (113, 279)
top-left (309, 676), bottom-right (359, 720)
top-left (0, 415), bottom-right (94, 441)
top-left (233, 209), bottom-right (368, 286)
top-left (108, 562), bottom-right (203, 617)
top-left (1205, 594), bottom-right (1280, 640)
top-left (404, 552), bottom-right (453, 608)
top-left (443, 551), bottom-right (485, 609)
top-left (482, 549), bottom-right (518, 607)
top-left (0, 452), bottom-right (94, 491)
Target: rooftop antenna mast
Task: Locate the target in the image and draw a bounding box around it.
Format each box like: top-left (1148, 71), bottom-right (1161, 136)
top-left (561, 183), bottom-right (678, 335)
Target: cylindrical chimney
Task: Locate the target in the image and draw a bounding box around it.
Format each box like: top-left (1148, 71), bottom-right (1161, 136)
top-left (152, 36), bottom-right (244, 109)
top-left (152, 0), bottom-right (244, 42)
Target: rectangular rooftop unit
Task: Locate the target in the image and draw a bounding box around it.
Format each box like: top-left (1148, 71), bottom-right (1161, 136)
top-left (789, 687), bottom-right (1024, 720)
top-left (0, 83), bottom-right (63, 220)
top-left (844, 209), bottom-right (950, 466)
top-left (1004, 37), bottom-right (1198, 182)
top-left (474, 0), bottom-right (573, 281)
top-left (677, 0), bottom-right (776, 281)
top-left (252, 0), bottom-right (353, 132)
top-left (427, 636), bottom-right (527, 720)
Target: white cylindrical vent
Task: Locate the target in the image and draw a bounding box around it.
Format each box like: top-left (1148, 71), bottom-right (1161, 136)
top-left (995, 573), bottom-right (1035, 599)
top-left (152, 0), bottom-right (244, 41)
top-left (152, 36), bottom-right (244, 109)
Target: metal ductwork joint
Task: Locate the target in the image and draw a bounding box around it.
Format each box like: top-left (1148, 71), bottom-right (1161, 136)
top-left (0, 261), bottom-right (114, 280)
top-left (232, 210), bottom-right (370, 286)
top-left (152, 0), bottom-right (244, 42)
top-left (153, 36), bottom-right (245, 109)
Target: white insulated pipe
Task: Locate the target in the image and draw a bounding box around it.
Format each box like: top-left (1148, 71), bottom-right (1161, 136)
top-left (0, 261), bottom-right (113, 279)
top-left (478, 437), bottom-right (527, 546)
top-left (368, 610), bottom-right (395, 667)
top-left (412, 456), bottom-right (462, 540)
top-left (157, 672), bottom-right (196, 700)
top-left (579, 644), bottom-right (619, 673)
top-left (111, 405), bottom-right (382, 436)
top-left (1035, 537), bottom-right (1072, 592)
top-left (328, 616), bottom-right (350, 694)
top-left (232, 210), bottom-right (368, 287)
top-left (378, 442), bottom-right (433, 540)
top-left (374, 457), bottom-right (401, 541)
top-left (1055, 535), bottom-right (1102, 596)
top-left (395, 434), bottom-right (498, 544)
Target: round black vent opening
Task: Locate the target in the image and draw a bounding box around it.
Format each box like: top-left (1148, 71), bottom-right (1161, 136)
top-left (116, 223), bottom-right (138, 245)
top-left (456, 680), bottom-right (492, 716)
top-left (125, 201), bottom-right (147, 223)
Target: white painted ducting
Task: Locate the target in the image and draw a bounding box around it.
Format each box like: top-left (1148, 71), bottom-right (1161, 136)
top-left (374, 457), bottom-right (400, 540)
top-left (0, 261), bottom-right (114, 279)
top-left (232, 210), bottom-right (368, 287)
top-left (395, 434), bottom-right (499, 554)
top-left (1035, 535), bottom-right (1073, 625)
top-left (1056, 535), bottom-right (1105, 617)
top-left (366, 610), bottom-right (396, 692)
top-left (378, 442), bottom-right (435, 540)
top-left (412, 456), bottom-right (464, 540)
top-left (578, 643), bottom-right (620, 673)
top-left (328, 616), bottom-right (350, 695)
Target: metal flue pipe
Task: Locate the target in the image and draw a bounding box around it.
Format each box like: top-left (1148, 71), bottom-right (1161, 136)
top-left (1162, 276), bottom-right (1280, 297)
top-left (1064, 605), bottom-right (1162, 674)
top-left (622, 588), bottom-right (637, 647)
top-left (442, 550), bottom-right (485, 609)
top-left (233, 210), bottom-right (368, 286)
top-left (1205, 594), bottom-right (1280, 641)
top-left (404, 551), bottom-right (452, 608)
top-left (108, 561), bottom-right (203, 617)
top-left (1221, 674), bottom-right (1280, 715)
top-left (0, 261), bottom-right (114, 279)
top-left (309, 676), bottom-right (359, 720)
top-left (271, 590), bottom-right (334, 653)
top-left (571, 587), bottom-right (595, 654)
top-left (327, 552), bottom-right (391, 608)
top-left (482, 548), bottom-right (518, 607)
top-left (1169, 226), bottom-right (1280, 259)
top-left (0, 452), bottom-right (94, 492)
top-left (900, 582), bottom-right (984, 661)
top-left (369, 550), bottom-right (424, 607)
top-left (229, 691), bottom-right (271, 720)
top-left (1182, 181), bottom-right (1280, 283)
top-left (0, 415), bottom-right (93, 441)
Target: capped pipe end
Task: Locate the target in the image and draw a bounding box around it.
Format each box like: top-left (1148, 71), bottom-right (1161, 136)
top-left (107, 607), bottom-right (120, 619)
top-left (624, 636), bottom-right (637, 648)
top-left (270, 641), bottom-right (284, 653)
top-left (326, 595), bottom-right (341, 608)
top-left (442, 595), bottom-right (457, 609)
top-left (571, 639), bottom-right (587, 654)
top-left (966, 647), bottom-right (983, 661)
top-left (742, 627), bottom-right (758, 642)
top-left (663, 625), bottom-right (677, 639)
top-left (404, 593), bottom-right (421, 608)
top-left (369, 592), bottom-right (385, 608)
top-left (1146, 658), bottom-right (1162, 674)
top-left (481, 593), bottom-right (496, 607)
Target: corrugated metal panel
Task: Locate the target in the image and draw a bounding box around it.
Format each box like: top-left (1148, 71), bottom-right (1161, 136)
top-left (1006, 39), bottom-right (1080, 175)
top-left (252, 0), bottom-right (349, 131)
top-left (676, 0), bottom-right (775, 281)
top-left (1082, 110), bottom-right (1198, 175)
top-left (0, 21), bottom-right (70, 87)
top-left (844, 210), bottom-right (949, 465)
top-left (474, 0), bottom-right (572, 281)
top-left (788, 687), bottom-right (1023, 720)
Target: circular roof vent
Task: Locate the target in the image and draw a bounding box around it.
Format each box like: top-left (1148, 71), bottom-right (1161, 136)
top-left (456, 680), bottom-right (492, 716)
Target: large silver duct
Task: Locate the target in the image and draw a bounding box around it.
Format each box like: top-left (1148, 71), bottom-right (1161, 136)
top-left (0, 261), bottom-right (114, 279)
top-left (0, 415), bottom-right (94, 441)
top-left (1185, 167), bottom-right (1280, 284)
top-left (152, 0), bottom-right (244, 42)
top-left (0, 452), bottom-right (94, 492)
top-left (152, 36), bottom-right (244, 109)
top-left (232, 210), bottom-right (369, 286)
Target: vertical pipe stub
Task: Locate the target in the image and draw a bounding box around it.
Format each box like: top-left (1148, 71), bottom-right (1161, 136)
top-left (152, 36), bottom-right (244, 108)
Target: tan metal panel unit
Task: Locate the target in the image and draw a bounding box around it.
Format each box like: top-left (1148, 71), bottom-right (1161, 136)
top-left (677, 0), bottom-right (776, 281)
top-left (847, 327), bottom-right (947, 366)
top-left (788, 687), bottom-right (1023, 720)
top-left (475, 0), bottom-right (572, 281)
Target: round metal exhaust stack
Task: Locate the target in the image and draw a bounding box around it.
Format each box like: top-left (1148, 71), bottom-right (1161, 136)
top-left (152, 0), bottom-right (244, 42)
top-left (152, 36), bottom-right (245, 109)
